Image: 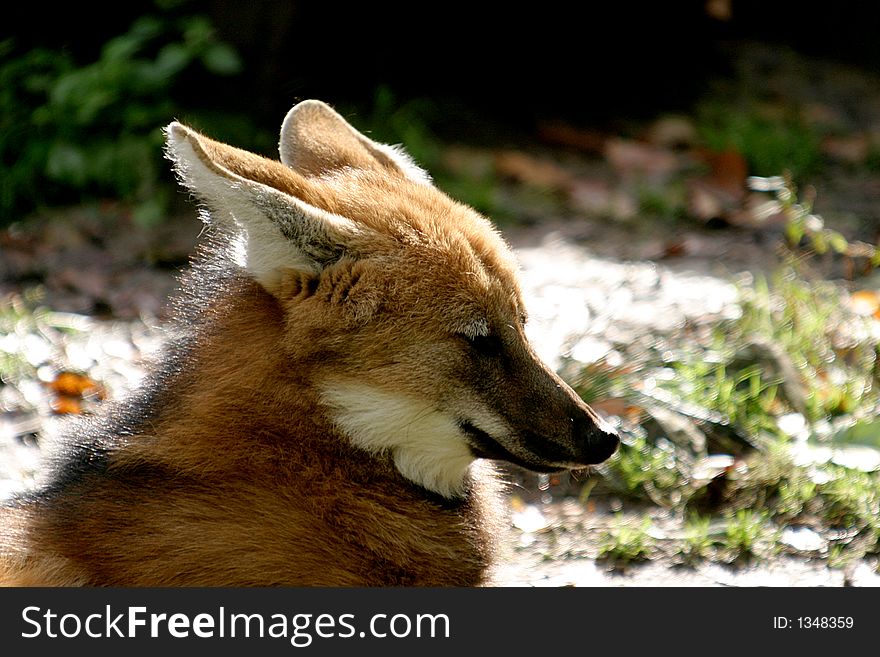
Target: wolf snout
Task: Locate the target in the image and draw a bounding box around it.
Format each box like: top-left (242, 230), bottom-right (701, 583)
top-left (573, 411), bottom-right (619, 464)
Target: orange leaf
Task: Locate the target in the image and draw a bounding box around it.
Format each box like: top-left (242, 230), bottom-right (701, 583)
top-left (51, 396), bottom-right (82, 415)
top-left (493, 151), bottom-right (573, 191)
top-left (47, 371), bottom-right (104, 399)
top-left (849, 290), bottom-right (880, 318)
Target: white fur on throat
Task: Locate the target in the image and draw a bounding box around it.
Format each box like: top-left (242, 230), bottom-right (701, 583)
top-left (319, 382), bottom-right (477, 498)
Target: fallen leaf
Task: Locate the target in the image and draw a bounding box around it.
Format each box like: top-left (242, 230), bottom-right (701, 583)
top-left (51, 396), bottom-right (83, 415)
top-left (646, 115), bottom-right (697, 149)
top-left (662, 240), bottom-right (688, 258)
top-left (849, 289), bottom-right (880, 318)
top-left (604, 139), bottom-right (680, 179)
top-left (589, 397), bottom-right (637, 419)
top-left (493, 151), bottom-right (574, 191)
top-left (537, 121), bottom-right (607, 154)
top-left (687, 149), bottom-right (750, 224)
top-left (47, 371), bottom-right (105, 399)
top-left (702, 149), bottom-right (748, 194)
top-left (822, 134), bottom-right (869, 164)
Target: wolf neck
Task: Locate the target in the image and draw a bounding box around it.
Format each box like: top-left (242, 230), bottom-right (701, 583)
top-left (144, 268), bottom-right (477, 501)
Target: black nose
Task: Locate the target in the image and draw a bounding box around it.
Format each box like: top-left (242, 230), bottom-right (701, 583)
top-left (574, 413), bottom-right (619, 464)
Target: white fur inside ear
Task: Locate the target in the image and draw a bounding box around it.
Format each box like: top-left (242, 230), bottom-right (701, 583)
top-left (166, 126), bottom-right (314, 291)
top-left (166, 121), bottom-right (361, 293)
top-left (319, 382), bottom-right (475, 498)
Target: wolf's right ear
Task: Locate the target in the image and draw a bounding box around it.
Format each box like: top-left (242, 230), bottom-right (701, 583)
top-left (165, 121), bottom-right (361, 295)
top-left (279, 100), bottom-right (431, 185)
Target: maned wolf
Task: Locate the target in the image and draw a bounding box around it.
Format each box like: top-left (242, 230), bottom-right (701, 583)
top-left (0, 100), bottom-right (618, 586)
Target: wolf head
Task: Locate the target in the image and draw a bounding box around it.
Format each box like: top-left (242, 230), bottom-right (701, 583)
top-left (165, 100), bottom-right (618, 498)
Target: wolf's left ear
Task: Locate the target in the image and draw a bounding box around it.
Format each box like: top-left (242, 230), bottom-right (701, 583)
top-left (165, 121), bottom-right (361, 296)
top-left (278, 99), bottom-right (431, 185)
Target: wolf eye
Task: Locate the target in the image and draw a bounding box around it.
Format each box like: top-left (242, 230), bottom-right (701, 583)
top-left (461, 333), bottom-right (503, 357)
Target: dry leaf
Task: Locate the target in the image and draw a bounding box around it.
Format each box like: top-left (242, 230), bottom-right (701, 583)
top-left (47, 371), bottom-right (105, 399)
top-left (493, 151), bottom-right (573, 191)
top-left (687, 149), bottom-right (749, 224)
top-left (662, 240), bottom-right (688, 258)
top-left (698, 148), bottom-right (749, 195)
top-left (604, 139), bottom-right (679, 179)
top-left (51, 396), bottom-right (83, 415)
top-left (537, 121), bottom-right (608, 154)
top-left (589, 397), bottom-right (634, 418)
top-left (646, 115), bottom-right (697, 149)
top-left (849, 289), bottom-right (880, 319)
top-left (822, 135), bottom-right (869, 164)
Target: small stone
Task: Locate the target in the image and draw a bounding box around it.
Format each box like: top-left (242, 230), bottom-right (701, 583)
top-left (511, 505), bottom-right (550, 534)
top-left (780, 526), bottom-right (826, 553)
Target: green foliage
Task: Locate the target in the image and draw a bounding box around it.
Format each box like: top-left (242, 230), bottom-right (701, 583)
top-left (0, 290), bottom-right (81, 392)
top-left (598, 515), bottom-right (654, 565)
top-left (681, 514), bottom-right (716, 561)
top-left (817, 466), bottom-right (880, 535)
top-left (0, 6), bottom-right (241, 225)
top-left (724, 509), bottom-right (776, 559)
top-left (580, 172), bottom-right (880, 567)
top-left (736, 269), bottom-right (878, 421)
top-left (775, 474), bottom-right (818, 518)
top-left (0, 295), bottom-right (39, 384)
top-left (696, 104), bottom-right (822, 179)
top-left (354, 87), bottom-right (443, 172)
top-left (663, 359), bottom-right (783, 438)
top-left (636, 181), bottom-right (686, 221)
top-left (598, 433), bottom-right (685, 506)
top-left (749, 173), bottom-right (880, 269)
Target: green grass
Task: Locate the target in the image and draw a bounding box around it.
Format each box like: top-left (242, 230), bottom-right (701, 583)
top-left (580, 176), bottom-right (880, 567)
top-left (0, 291), bottom-right (47, 384)
top-left (724, 509), bottom-right (778, 561)
top-left (681, 514), bottom-right (717, 562)
top-left (596, 433), bottom-right (687, 506)
top-left (0, 290), bottom-right (90, 403)
top-left (696, 103), bottom-right (823, 179)
top-left (598, 515), bottom-right (654, 566)
top-left (0, 9), bottom-right (244, 226)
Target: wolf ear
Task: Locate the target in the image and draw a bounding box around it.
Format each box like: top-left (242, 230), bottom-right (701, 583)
top-left (165, 121), bottom-right (360, 295)
top-left (279, 99), bottom-right (431, 185)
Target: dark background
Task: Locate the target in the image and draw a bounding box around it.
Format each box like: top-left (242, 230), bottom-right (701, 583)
top-left (7, 1), bottom-right (880, 130)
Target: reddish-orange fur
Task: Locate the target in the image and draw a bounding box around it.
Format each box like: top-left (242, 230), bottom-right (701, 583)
top-left (0, 273), bottom-right (502, 585)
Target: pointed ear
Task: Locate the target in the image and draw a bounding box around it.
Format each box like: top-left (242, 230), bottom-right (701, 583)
top-left (279, 99), bottom-right (431, 185)
top-left (165, 121), bottom-right (360, 295)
